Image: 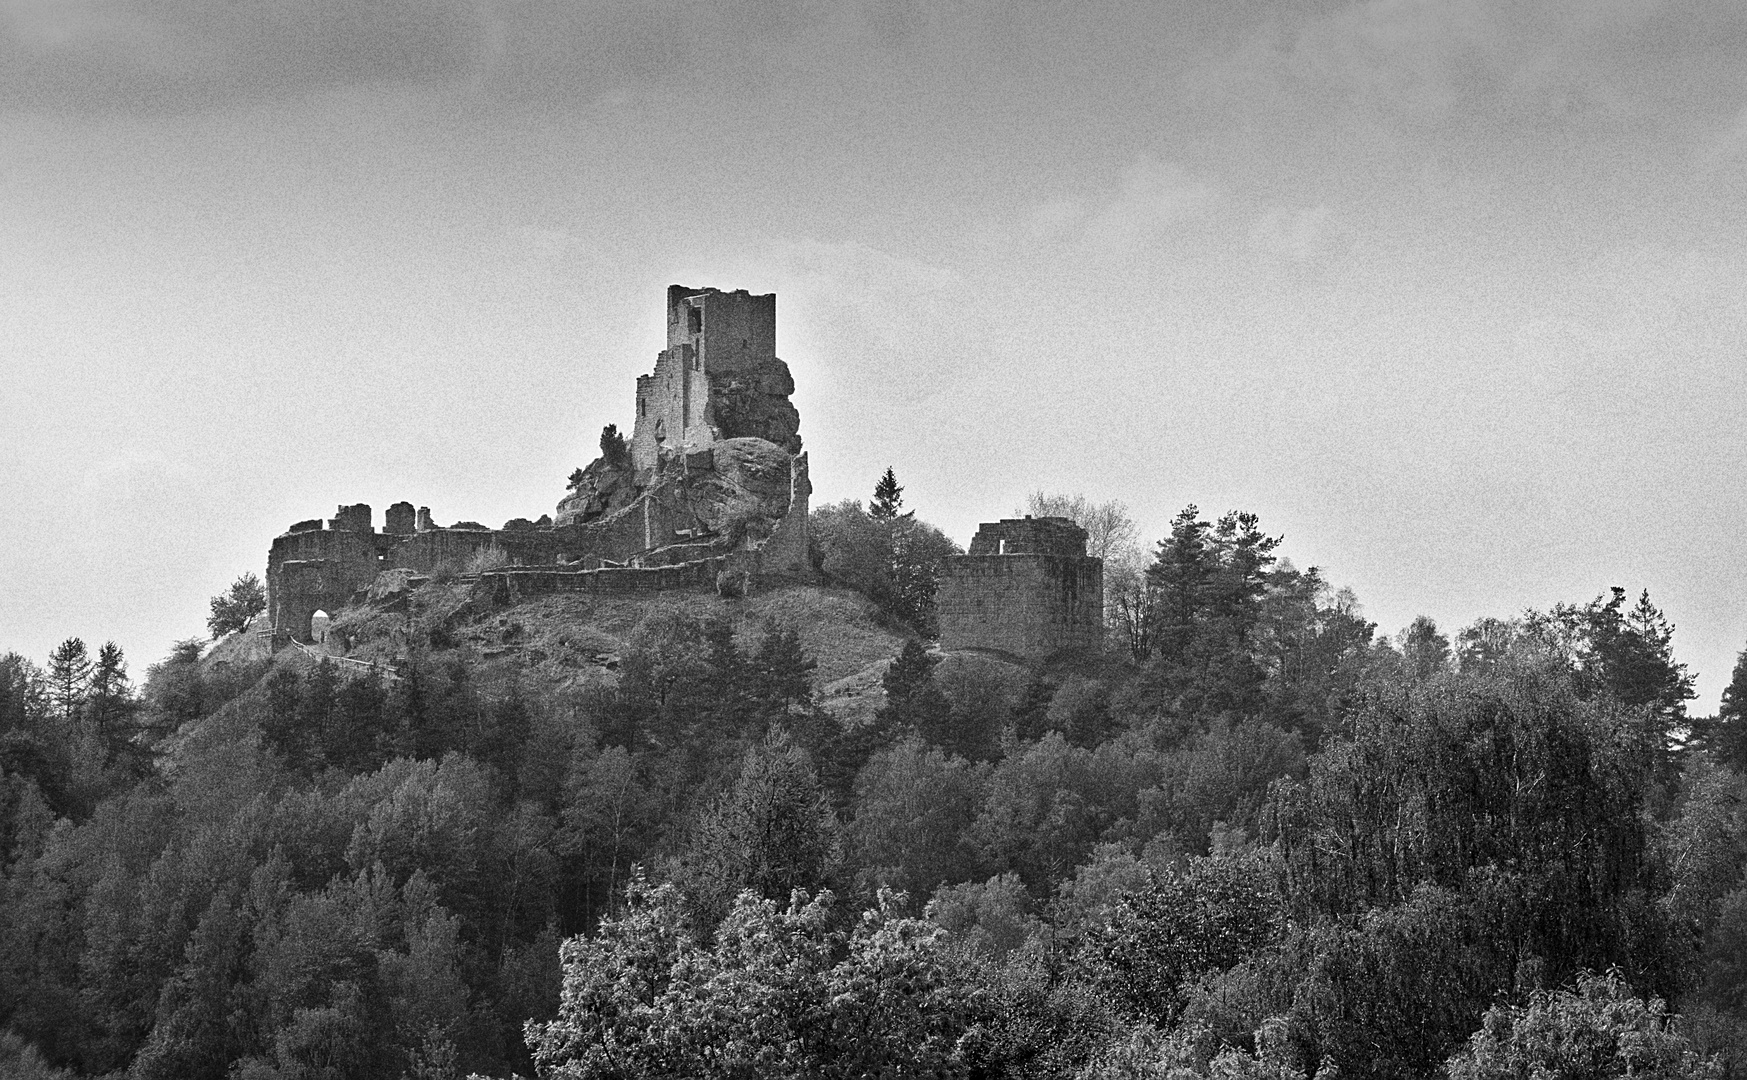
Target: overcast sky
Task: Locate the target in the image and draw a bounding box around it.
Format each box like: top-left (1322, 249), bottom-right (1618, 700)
top-left (3, 0), bottom-right (1745, 706)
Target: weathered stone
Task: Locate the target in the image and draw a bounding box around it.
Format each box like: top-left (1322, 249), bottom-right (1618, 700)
top-left (368, 568), bottom-right (415, 603)
top-left (385, 502), bottom-right (416, 535)
top-left (938, 517), bottom-right (1102, 662)
top-left (708, 357), bottom-right (802, 453)
top-left (329, 504), bottom-right (372, 532)
top-left (709, 438), bottom-right (792, 500)
top-left (267, 285), bottom-right (820, 644)
top-left (627, 287), bottom-right (801, 475)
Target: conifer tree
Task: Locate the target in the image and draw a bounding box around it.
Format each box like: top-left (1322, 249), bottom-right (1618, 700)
top-left (46, 637), bottom-right (91, 725)
top-left (87, 642), bottom-right (142, 767)
top-left (876, 640), bottom-right (952, 745)
top-left (749, 620), bottom-right (817, 723)
top-left (1703, 645), bottom-right (1747, 771)
top-left (870, 467), bottom-right (906, 519)
top-left (673, 730), bottom-right (840, 927)
top-left (1009, 672), bottom-right (1058, 742)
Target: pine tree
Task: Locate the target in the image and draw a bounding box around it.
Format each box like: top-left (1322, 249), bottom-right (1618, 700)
top-left (876, 640), bottom-right (952, 744)
top-left (749, 620), bottom-right (818, 725)
top-left (703, 616), bottom-right (753, 735)
top-left (1009, 672), bottom-right (1058, 742)
top-left (297, 658), bottom-right (338, 765)
top-left (673, 730), bottom-right (840, 927)
top-left (46, 637), bottom-right (92, 725)
top-left (263, 667), bottom-right (314, 773)
top-left (1704, 646), bottom-right (1747, 771)
top-left (87, 641), bottom-right (143, 767)
top-left (600, 423), bottom-right (629, 467)
top-left (870, 467), bottom-right (907, 520)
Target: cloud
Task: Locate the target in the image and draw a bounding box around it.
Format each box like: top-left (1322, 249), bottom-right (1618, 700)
top-left (79, 449), bottom-right (187, 501)
top-left (1247, 204), bottom-right (1344, 264)
top-left (0, 0), bottom-right (493, 111)
top-left (1698, 103), bottom-right (1747, 164)
top-left (0, 0), bottom-right (831, 113)
top-left (1027, 197), bottom-right (1086, 241)
top-left (1189, 0), bottom-right (1747, 139)
top-left (1032, 158), bottom-right (1216, 258)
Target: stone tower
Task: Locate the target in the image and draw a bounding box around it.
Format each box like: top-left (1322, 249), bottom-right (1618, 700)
top-left (629, 286), bottom-right (800, 476)
top-left (936, 517), bottom-right (1103, 661)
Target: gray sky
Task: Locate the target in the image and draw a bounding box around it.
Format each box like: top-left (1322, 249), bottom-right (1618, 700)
top-left (3, 0), bottom-right (1745, 706)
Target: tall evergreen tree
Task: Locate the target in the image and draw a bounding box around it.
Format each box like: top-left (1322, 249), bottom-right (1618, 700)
top-left (876, 640), bottom-right (954, 749)
top-left (748, 620), bottom-right (817, 725)
top-left (1009, 672), bottom-right (1058, 742)
top-left (1141, 506), bottom-right (1281, 716)
top-left (672, 731), bottom-right (840, 927)
top-left (46, 638), bottom-right (91, 725)
top-left (870, 467), bottom-right (907, 520)
top-left (1146, 507), bottom-right (1216, 668)
top-left (86, 642), bottom-right (143, 769)
top-left (1701, 645), bottom-right (1747, 771)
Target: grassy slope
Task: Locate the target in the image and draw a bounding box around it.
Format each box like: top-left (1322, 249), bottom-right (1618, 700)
top-left (299, 579), bottom-right (914, 724)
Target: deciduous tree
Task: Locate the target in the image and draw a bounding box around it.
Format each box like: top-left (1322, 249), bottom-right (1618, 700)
top-left (207, 573), bottom-right (266, 639)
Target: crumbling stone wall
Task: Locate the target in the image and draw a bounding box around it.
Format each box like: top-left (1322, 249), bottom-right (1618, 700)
top-left (267, 519), bottom-right (383, 643)
top-left (759, 451), bottom-right (812, 580)
top-left (265, 285), bottom-right (814, 644)
top-left (385, 502), bottom-right (416, 535)
top-left (630, 286), bottom-right (799, 475)
top-left (938, 517), bottom-right (1103, 661)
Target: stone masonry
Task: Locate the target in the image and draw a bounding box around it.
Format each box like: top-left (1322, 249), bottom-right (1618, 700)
top-left (937, 517), bottom-right (1103, 662)
top-left (265, 286), bottom-right (813, 645)
top-left (629, 285), bottom-right (801, 476)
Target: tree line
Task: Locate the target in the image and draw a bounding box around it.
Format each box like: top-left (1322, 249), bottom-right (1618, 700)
top-left (2, 476), bottom-right (1746, 1078)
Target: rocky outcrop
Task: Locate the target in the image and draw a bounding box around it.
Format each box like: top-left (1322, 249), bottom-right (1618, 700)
top-left (555, 455), bottom-right (638, 527)
top-left (707, 357), bottom-right (802, 454)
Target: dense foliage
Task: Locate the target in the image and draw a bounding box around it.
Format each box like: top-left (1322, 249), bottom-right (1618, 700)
top-left (3, 494), bottom-right (1745, 1079)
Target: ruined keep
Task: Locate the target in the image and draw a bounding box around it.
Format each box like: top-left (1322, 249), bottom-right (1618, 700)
top-left (265, 286), bottom-right (813, 645)
top-left (937, 517), bottom-right (1103, 661)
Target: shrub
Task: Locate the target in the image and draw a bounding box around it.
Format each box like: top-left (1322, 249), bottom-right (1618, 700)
top-left (1445, 969), bottom-right (1722, 1080)
top-left (466, 545), bottom-right (510, 575)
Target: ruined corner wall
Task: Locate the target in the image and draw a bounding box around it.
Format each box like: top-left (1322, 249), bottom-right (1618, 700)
top-left (938, 517), bottom-right (1102, 661)
top-left (631, 286), bottom-right (780, 474)
top-left (757, 451), bottom-right (812, 581)
top-left (267, 527), bottom-right (384, 643)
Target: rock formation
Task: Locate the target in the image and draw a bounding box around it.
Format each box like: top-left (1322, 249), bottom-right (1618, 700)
top-left (265, 286), bottom-right (812, 645)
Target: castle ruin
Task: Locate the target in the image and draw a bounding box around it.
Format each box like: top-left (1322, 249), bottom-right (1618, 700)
top-left (937, 517), bottom-right (1103, 661)
top-left (266, 286), bottom-right (811, 644)
top-left (265, 284), bottom-right (1105, 664)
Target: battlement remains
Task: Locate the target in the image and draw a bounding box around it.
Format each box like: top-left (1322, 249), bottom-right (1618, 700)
top-left (630, 285), bottom-right (799, 476)
top-left (965, 516), bottom-right (1088, 558)
top-left (265, 286), bottom-right (812, 645)
top-left (938, 517), bottom-right (1103, 662)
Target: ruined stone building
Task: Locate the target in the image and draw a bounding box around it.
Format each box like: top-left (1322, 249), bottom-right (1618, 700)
top-left (628, 286), bottom-right (800, 474)
top-left (937, 517), bottom-right (1104, 661)
top-left (266, 286), bottom-right (811, 644)
top-left (265, 284), bottom-right (1107, 663)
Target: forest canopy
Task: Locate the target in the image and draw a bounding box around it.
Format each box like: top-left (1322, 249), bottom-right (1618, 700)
top-left (2, 493), bottom-right (1745, 1080)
